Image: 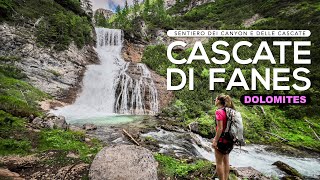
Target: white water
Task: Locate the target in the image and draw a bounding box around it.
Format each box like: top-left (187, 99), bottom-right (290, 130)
top-left (114, 63), bottom-right (159, 115)
top-left (52, 28), bottom-right (158, 120)
top-left (192, 133), bottom-right (320, 178)
top-left (142, 129), bottom-right (320, 178)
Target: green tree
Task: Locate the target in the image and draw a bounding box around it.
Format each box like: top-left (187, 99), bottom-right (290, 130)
top-left (143, 0), bottom-right (150, 18)
top-left (133, 0), bottom-right (139, 17)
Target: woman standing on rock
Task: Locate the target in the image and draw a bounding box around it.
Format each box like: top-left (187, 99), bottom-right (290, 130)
top-left (212, 94), bottom-right (235, 180)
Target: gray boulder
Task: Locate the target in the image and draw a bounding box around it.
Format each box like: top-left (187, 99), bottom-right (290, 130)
top-left (31, 114), bottom-right (68, 130)
top-left (188, 121), bottom-right (199, 133)
top-left (89, 145), bottom-right (158, 180)
top-left (55, 116), bottom-right (68, 129)
top-left (32, 117), bottom-right (43, 128)
top-left (83, 123), bottom-right (97, 131)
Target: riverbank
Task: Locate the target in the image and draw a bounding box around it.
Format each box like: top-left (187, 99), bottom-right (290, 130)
top-left (78, 115), bottom-right (320, 179)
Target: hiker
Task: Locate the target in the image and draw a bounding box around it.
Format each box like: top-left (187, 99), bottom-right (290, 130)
top-left (212, 94), bottom-right (235, 180)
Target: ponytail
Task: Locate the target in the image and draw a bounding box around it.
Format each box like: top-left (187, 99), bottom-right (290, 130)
top-left (216, 94), bottom-right (236, 110)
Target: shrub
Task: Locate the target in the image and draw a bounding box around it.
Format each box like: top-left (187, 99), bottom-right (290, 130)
top-left (36, 11), bottom-right (92, 50)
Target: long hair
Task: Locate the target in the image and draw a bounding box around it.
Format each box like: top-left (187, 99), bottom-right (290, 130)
top-left (216, 94), bottom-right (236, 110)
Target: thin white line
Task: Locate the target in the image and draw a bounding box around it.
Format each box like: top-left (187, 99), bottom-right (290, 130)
top-left (167, 30), bottom-right (311, 37)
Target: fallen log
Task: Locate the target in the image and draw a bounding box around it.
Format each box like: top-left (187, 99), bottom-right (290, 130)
top-left (122, 129), bottom-right (140, 146)
top-left (304, 119), bottom-right (320, 141)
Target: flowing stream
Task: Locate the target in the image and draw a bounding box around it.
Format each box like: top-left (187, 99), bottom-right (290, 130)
top-left (141, 129), bottom-right (320, 179)
top-left (52, 28), bottom-right (158, 122)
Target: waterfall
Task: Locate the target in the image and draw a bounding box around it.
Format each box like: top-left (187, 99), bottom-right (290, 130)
top-left (114, 63), bottom-right (159, 115)
top-left (52, 28), bottom-right (158, 120)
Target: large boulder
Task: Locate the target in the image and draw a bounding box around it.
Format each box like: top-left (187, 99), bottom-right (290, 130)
top-left (31, 114), bottom-right (68, 130)
top-left (89, 145), bottom-right (158, 180)
top-left (273, 161), bottom-right (303, 179)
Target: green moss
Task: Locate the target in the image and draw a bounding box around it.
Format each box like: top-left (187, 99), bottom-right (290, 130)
top-left (154, 153), bottom-right (213, 178)
top-left (0, 110), bottom-right (31, 155)
top-left (39, 129), bottom-right (103, 162)
top-left (0, 139), bottom-right (31, 155)
top-left (0, 73), bottom-right (48, 117)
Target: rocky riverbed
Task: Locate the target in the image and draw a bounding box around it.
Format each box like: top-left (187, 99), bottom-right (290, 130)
top-left (1, 114), bottom-right (319, 180)
top-left (74, 116), bottom-right (320, 180)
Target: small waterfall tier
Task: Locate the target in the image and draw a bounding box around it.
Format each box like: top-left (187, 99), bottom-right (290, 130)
top-left (114, 63), bottom-right (159, 115)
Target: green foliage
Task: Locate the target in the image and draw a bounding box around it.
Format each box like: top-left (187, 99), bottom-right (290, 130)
top-left (0, 0), bottom-right (14, 19)
top-left (110, 0), bottom-right (173, 34)
top-left (162, 100), bottom-right (188, 121)
top-left (54, 0), bottom-right (85, 16)
top-left (0, 139), bottom-right (31, 155)
top-left (36, 11), bottom-right (92, 50)
top-left (1, 0), bottom-right (93, 51)
top-left (0, 112), bottom-right (104, 159)
top-left (0, 56), bottom-right (24, 79)
top-left (0, 71), bottom-right (48, 117)
top-left (154, 153), bottom-right (213, 178)
top-left (0, 110), bottom-right (31, 155)
top-left (39, 130), bottom-right (103, 162)
top-left (142, 45), bottom-right (169, 76)
top-left (94, 12), bottom-right (110, 28)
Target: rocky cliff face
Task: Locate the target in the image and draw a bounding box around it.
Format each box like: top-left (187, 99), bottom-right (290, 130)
top-left (0, 23), bottom-right (98, 103)
top-left (94, 8), bottom-right (114, 19)
top-left (165, 0), bottom-right (215, 11)
top-left (80, 0), bottom-right (94, 17)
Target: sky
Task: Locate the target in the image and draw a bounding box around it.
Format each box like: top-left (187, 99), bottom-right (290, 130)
top-left (91, 0), bottom-right (143, 11)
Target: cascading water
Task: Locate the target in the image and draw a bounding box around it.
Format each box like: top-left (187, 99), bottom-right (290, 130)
top-left (52, 28), bottom-right (158, 121)
top-left (114, 63), bottom-right (159, 115)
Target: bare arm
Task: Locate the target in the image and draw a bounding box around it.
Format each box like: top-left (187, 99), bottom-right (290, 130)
top-left (212, 120), bottom-right (223, 149)
top-left (214, 120), bottom-right (224, 142)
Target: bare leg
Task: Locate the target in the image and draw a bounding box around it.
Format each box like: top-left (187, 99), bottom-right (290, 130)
top-left (223, 154), bottom-right (230, 180)
top-left (214, 149), bottom-right (225, 180)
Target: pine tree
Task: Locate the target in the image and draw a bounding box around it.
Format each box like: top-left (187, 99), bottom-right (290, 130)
top-left (133, 0), bottom-right (139, 17)
top-left (116, 5), bottom-right (121, 13)
top-left (143, 0), bottom-right (150, 18)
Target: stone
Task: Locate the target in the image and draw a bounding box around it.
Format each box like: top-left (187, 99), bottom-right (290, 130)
top-left (83, 123), bottom-right (97, 131)
top-left (0, 23), bottom-right (98, 103)
top-left (46, 113), bottom-right (56, 118)
top-left (0, 168), bottom-right (24, 180)
top-left (150, 69), bottom-right (174, 111)
top-left (188, 121), bottom-right (199, 133)
top-left (54, 116), bottom-right (68, 130)
top-left (32, 117), bottom-right (43, 127)
top-left (69, 125), bottom-right (85, 133)
top-left (89, 145), bottom-right (158, 180)
top-left (0, 155), bottom-right (40, 171)
top-left (234, 167), bottom-right (271, 180)
top-left (45, 120), bottom-right (55, 129)
top-left (55, 163), bottom-right (89, 180)
top-left (66, 152), bottom-right (80, 159)
top-left (281, 176), bottom-right (302, 180)
top-left (32, 115), bottom-right (67, 130)
top-left (243, 14), bottom-right (262, 28)
top-left (272, 161), bottom-right (303, 179)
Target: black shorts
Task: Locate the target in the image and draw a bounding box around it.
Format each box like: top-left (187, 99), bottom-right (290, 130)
top-left (217, 137), bottom-right (234, 154)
